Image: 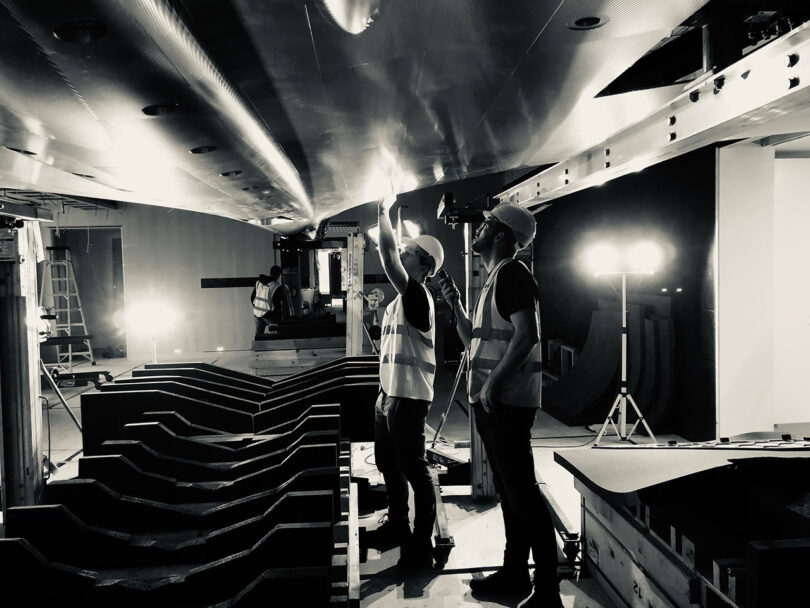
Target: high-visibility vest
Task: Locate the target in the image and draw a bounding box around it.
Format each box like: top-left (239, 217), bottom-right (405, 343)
top-left (379, 285), bottom-right (436, 402)
top-left (468, 259), bottom-right (542, 408)
top-left (253, 280), bottom-right (280, 318)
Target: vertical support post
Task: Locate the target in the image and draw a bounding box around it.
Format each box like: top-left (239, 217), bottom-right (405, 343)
top-left (620, 272), bottom-right (628, 438)
top-left (0, 223), bottom-right (43, 517)
top-left (345, 233), bottom-right (365, 356)
top-left (465, 223), bottom-right (495, 499)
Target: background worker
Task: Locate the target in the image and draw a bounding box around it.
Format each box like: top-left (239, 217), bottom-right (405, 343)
top-left (371, 191), bottom-right (445, 569)
top-left (439, 204), bottom-right (563, 608)
top-left (250, 265), bottom-right (286, 338)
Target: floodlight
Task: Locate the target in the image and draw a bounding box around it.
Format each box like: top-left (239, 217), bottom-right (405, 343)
top-left (125, 300), bottom-right (179, 363)
top-left (584, 243), bottom-right (619, 276)
top-left (125, 300), bottom-right (179, 337)
top-left (629, 241), bottom-right (663, 274)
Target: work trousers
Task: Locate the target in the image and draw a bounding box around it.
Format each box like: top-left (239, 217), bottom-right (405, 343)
top-left (474, 402), bottom-right (559, 592)
top-left (374, 392), bottom-right (435, 541)
top-left (253, 315), bottom-right (276, 338)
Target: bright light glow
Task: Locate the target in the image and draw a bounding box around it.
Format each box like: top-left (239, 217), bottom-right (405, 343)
top-left (367, 224), bottom-right (380, 245)
top-left (583, 243), bottom-right (619, 275)
top-left (322, 0), bottom-right (382, 34)
top-left (676, 287), bottom-right (683, 292)
top-left (125, 300), bottom-right (180, 338)
top-left (661, 288), bottom-right (668, 293)
top-left (174, 348), bottom-right (182, 353)
top-left (629, 241), bottom-right (664, 274)
top-left (216, 346), bottom-right (224, 352)
top-left (403, 220), bottom-right (421, 238)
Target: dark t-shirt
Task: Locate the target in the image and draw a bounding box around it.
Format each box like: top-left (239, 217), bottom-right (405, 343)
top-left (401, 278), bottom-right (431, 332)
top-left (494, 260), bottom-right (540, 320)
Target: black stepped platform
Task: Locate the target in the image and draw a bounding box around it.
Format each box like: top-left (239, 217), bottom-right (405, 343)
top-left (1, 523), bottom-right (333, 608)
top-left (82, 390), bottom-right (255, 455)
top-left (100, 427), bottom-right (339, 481)
top-left (114, 375), bottom-right (266, 402)
top-left (144, 361), bottom-right (276, 389)
top-left (78, 443), bottom-right (338, 504)
top-left (4, 358), bottom-right (367, 606)
top-left (6, 490), bottom-right (334, 569)
top-left (132, 368), bottom-right (271, 395)
top-left (116, 409), bottom-right (339, 463)
top-left (100, 380), bottom-right (262, 414)
top-left (45, 467), bottom-right (342, 534)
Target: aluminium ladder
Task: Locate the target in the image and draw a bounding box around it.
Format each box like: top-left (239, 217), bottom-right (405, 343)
top-left (40, 246), bottom-right (96, 370)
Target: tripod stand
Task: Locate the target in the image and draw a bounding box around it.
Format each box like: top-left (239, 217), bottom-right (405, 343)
top-left (594, 272), bottom-right (656, 445)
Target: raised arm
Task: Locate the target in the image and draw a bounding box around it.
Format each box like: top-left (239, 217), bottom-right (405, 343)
top-left (377, 193), bottom-right (410, 295)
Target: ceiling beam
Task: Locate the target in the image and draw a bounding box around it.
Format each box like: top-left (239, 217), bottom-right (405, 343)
top-left (496, 20), bottom-right (810, 207)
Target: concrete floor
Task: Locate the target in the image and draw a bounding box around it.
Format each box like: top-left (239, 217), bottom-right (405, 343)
top-left (39, 350), bottom-right (672, 607)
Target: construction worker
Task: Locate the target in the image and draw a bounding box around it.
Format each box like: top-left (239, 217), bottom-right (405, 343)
top-left (370, 191), bottom-right (445, 569)
top-left (439, 204), bottom-right (562, 608)
top-left (251, 265), bottom-right (285, 338)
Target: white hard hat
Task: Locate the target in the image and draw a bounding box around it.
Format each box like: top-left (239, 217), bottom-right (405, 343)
top-left (484, 203), bottom-right (537, 249)
top-left (410, 234), bottom-right (444, 277)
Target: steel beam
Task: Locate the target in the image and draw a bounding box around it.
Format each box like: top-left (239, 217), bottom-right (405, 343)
top-left (496, 21), bottom-right (810, 206)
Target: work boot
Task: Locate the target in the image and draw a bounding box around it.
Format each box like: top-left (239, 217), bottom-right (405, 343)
top-left (397, 537), bottom-right (434, 570)
top-left (468, 567), bottom-right (532, 596)
top-left (517, 587), bottom-right (565, 608)
top-left (363, 517), bottom-right (412, 549)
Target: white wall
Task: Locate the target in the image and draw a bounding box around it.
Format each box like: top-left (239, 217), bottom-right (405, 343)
top-left (49, 204), bottom-right (278, 357)
top-left (773, 159), bottom-right (810, 427)
top-left (716, 145), bottom-right (775, 437)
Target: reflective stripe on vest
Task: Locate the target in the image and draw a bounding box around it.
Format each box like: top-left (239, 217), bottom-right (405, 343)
top-left (468, 259), bottom-right (542, 408)
top-left (253, 280), bottom-right (279, 317)
top-left (379, 287), bottom-right (436, 401)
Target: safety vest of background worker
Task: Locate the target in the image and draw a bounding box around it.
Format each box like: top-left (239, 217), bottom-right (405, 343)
top-left (252, 278), bottom-right (280, 317)
top-left (379, 276), bottom-right (437, 402)
top-left (468, 210), bottom-right (543, 408)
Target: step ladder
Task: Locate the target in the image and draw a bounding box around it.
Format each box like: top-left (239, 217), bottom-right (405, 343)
top-left (40, 246), bottom-right (96, 370)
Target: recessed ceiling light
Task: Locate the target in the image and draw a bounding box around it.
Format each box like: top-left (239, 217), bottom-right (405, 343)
top-left (189, 145), bottom-right (217, 154)
top-left (53, 19), bottom-right (107, 44)
top-left (220, 170), bottom-right (242, 177)
top-left (4, 146), bottom-right (36, 155)
top-left (567, 16), bottom-right (608, 30)
top-left (142, 103), bottom-right (179, 116)
top-left (72, 172), bottom-right (95, 179)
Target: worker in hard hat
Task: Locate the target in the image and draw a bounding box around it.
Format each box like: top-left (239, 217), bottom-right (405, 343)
top-left (439, 204), bottom-right (562, 608)
top-left (251, 265), bottom-right (286, 338)
top-left (368, 191), bottom-right (444, 570)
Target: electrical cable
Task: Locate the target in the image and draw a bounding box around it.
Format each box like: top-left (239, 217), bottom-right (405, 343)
top-left (41, 396), bottom-right (51, 480)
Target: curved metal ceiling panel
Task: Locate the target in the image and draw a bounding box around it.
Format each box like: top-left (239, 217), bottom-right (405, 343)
top-left (0, 0), bottom-right (708, 231)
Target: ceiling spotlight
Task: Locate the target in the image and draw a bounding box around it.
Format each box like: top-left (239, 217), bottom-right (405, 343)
top-left (661, 288), bottom-right (668, 293)
top-left (567, 16), bottom-right (608, 30)
top-left (142, 103), bottom-right (179, 116)
top-left (189, 145), bottom-right (217, 154)
top-left (676, 287), bottom-right (683, 292)
top-left (53, 19), bottom-right (107, 44)
top-left (321, 0), bottom-right (383, 34)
